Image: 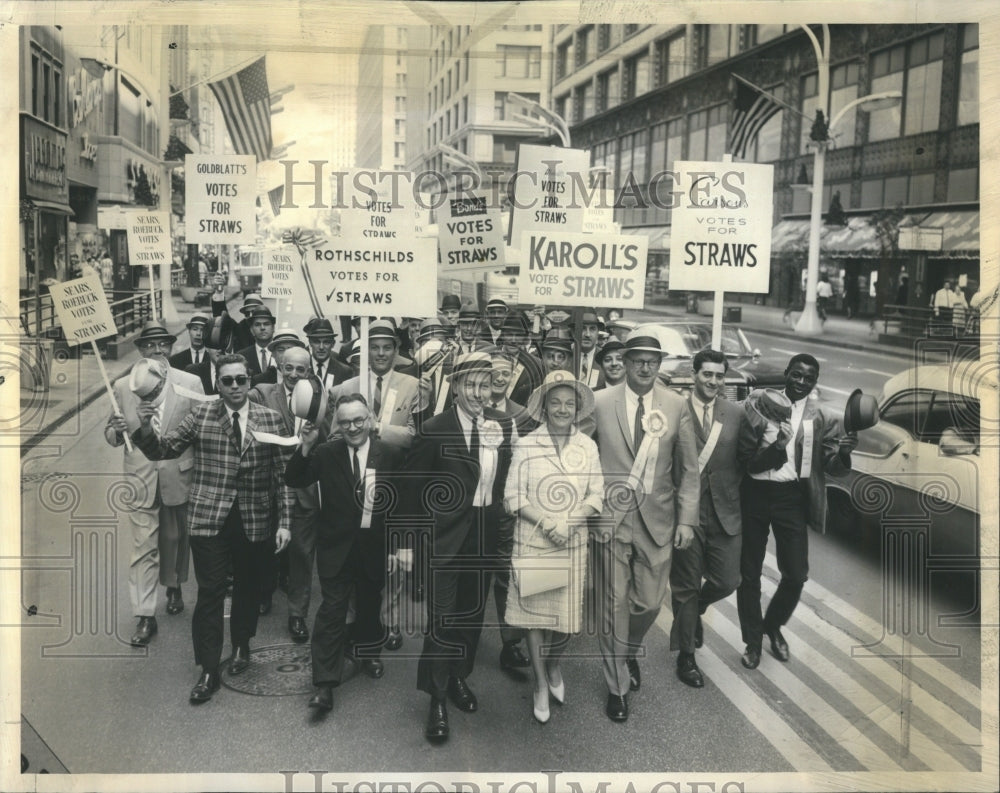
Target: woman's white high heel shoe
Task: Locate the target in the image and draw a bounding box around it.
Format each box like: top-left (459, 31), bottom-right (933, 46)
top-left (547, 679), bottom-right (565, 705)
top-left (532, 687), bottom-right (550, 723)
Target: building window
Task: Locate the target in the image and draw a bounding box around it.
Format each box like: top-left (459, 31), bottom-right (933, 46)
top-left (859, 173), bottom-right (936, 208)
top-left (576, 26), bottom-right (592, 67)
top-left (649, 117), bottom-right (684, 174)
top-left (396, 96), bottom-right (407, 113)
top-left (597, 68), bottom-right (619, 113)
top-left (624, 24), bottom-right (640, 37)
top-left (619, 129), bottom-right (649, 183)
top-left (463, 95), bottom-right (468, 124)
top-left (394, 142), bottom-right (405, 159)
top-left (754, 24), bottom-right (786, 45)
top-left (947, 167), bottom-right (978, 202)
top-left (493, 136), bottom-right (518, 164)
top-left (496, 45), bottom-right (541, 78)
top-left (556, 40), bottom-right (574, 80)
top-left (464, 51), bottom-right (470, 83)
top-left (396, 72), bottom-right (407, 87)
top-left (957, 24), bottom-right (978, 126)
top-left (555, 94), bottom-right (570, 122)
top-left (908, 172), bottom-right (935, 204)
top-left (705, 25), bottom-right (736, 65)
top-left (394, 119), bottom-right (405, 136)
top-left (623, 53), bottom-right (650, 100)
top-left (592, 139), bottom-right (620, 186)
top-left (869, 32), bottom-right (943, 142)
top-left (574, 82), bottom-right (594, 122)
top-left (801, 62), bottom-right (859, 154)
top-left (597, 24), bottom-right (611, 53)
top-left (655, 33), bottom-right (686, 87)
top-left (687, 105), bottom-right (727, 161)
top-left (494, 91), bottom-right (539, 120)
top-left (29, 45), bottom-right (63, 127)
top-left (793, 180), bottom-right (852, 214)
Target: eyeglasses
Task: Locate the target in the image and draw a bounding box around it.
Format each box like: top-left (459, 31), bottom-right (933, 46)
top-left (138, 341), bottom-right (172, 351)
top-left (219, 375), bottom-right (250, 386)
top-left (336, 417), bottom-right (368, 429)
top-left (626, 357), bottom-right (660, 370)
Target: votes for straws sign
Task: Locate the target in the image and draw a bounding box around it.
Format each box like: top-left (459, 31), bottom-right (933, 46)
top-left (667, 160), bottom-right (774, 293)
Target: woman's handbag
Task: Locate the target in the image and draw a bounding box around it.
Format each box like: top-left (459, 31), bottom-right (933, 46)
top-left (511, 521), bottom-right (572, 598)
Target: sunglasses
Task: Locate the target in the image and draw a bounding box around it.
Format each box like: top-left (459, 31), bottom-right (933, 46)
top-left (219, 375), bottom-right (250, 386)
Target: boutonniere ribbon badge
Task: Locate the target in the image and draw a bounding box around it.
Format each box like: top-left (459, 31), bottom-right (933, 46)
top-left (479, 420), bottom-right (504, 450)
top-left (561, 442), bottom-right (587, 472)
top-left (628, 409), bottom-right (667, 495)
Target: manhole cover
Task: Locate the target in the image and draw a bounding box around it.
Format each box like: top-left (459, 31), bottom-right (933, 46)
top-left (222, 644), bottom-right (315, 696)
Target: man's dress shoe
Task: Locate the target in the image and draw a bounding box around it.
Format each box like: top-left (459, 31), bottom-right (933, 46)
top-left (288, 616), bottom-right (310, 643)
top-left (228, 645), bottom-right (251, 676)
top-left (447, 677), bottom-right (478, 712)
top-left (130, 616), bottom-right (157, 647)
top-left (766, 627), bottom-right (790, 662)
top-left (189, 671), bottom-right (220, 704)
top-left (676, 653), bottom-right (705, 688)
top-left (166, 588), bottom-right (184, 615)
top-left (694, 615), bottom-right (704, 649)
top-left (308, 686), bottom-right (333, 711)
top-left (500, 642), bottom-right (530, 669)
top-left (258, 594), bottom-right (272, 616)
top-left (425, 699), bottom-right (449, 743)
top-left (384, 626), bottom-right (403, 651)
top-left (360, 659), bottom-right (384, 679)
top-left (605, 693), bottom-right (629, 722)
top-left (741, 644), bottom-right (761, 670)
top-left (626, 657), bottom-right (641, 691)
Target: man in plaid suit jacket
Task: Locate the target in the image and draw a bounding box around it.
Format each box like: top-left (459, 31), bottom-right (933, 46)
top-left (133, 353), bottom-right (295, 704)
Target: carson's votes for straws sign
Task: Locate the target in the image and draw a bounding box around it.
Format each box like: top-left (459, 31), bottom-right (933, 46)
top-left (668, 159), bottom-right (774, 294)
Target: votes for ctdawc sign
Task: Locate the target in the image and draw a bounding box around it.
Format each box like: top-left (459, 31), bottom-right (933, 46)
top-left (519, 231), bottom-right (648, 310)
top-left (184, 154), bottom-right (257, 244)
top-left (668, 160), bottom-right (774, 293)
top-left (49, 274), bottom-right (117, 345)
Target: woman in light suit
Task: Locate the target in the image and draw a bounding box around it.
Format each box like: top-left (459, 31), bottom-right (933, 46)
top-left (503, 372), bottom-right (604, 724)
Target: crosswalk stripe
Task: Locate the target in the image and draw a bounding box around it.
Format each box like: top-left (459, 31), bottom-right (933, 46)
top-left (653, 611), bottom-right (834, 773)
top-left (863, 368), bottom-right (896, 377)
top-left (772, 347), bottom-right (827, 362)
top-left (703, 602), bottom-right (915, 772)
top-left (752, 577), bottom-right (977, 770)
top-left (764, 552), bottom-right (982, 712)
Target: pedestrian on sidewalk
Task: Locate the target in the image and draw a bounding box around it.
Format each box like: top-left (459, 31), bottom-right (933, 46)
top-left (131, 352), bottom-right (294, 704)
top-left (816, 274), bottom-right (833, 322)
top-left (104, 323), bottom-right (205, 647)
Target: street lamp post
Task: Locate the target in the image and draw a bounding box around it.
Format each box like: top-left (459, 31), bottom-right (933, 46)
top-left (506, 92), bottom-right (571, 147)
top-left (795, 24), bottom-right (901, 335)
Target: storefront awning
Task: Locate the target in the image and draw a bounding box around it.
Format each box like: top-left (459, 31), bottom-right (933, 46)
top-left (905, 210), bottom-right (979, 253)
top-left (29, 199), bottom-right (75, 216)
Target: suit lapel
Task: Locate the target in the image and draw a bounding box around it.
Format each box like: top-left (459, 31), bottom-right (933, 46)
top-left (218, 401), bottom-right (242, 455)
top-left (615, 388), bottom-right (636, 457)
top-left (686, 395), bottom-right (708, 443)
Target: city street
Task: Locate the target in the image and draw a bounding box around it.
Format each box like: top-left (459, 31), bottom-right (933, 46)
top-left (16, 336), bottom-right (983, 776)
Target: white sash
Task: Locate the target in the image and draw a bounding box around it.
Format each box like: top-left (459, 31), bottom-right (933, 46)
top-left (360, 469), bottom-right (375, 528)
top-left (172, 384), bottom-right (215, 402)
top-left (799, 418), bottom-right (814, 479)
top-left (698, 420), bottom-right (724, 474)
top-left (379, 387), bottom-right (398, 434)
top-left (506, 363), bottom-right (524, 397)
top-left (250, 430), bottom-right (301, 447)
top-left (626, 436), bottom-right (660, 497)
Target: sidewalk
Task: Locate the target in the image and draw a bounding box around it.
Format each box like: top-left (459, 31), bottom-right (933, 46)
top-left (641, 299), bottom-right (904, 356)
top-left (20, 293), bottom-right (229, 455)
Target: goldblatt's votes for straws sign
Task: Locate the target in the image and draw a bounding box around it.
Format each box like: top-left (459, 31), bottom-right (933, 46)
top-left (184, 154), bottom-right (257, 244)
top-left (519, 230), bottom-right (648, 309)
top-left (48, 274), bottom-right (118, 344)
top-left (668, 160), bottom-right (774, 293)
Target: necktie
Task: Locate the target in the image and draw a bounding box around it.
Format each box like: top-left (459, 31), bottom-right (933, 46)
top-left (193, 349), bottom-right (200, 365)
top-left (634, 395), bottom-right (645, 450)
top-left (316, 362), bottom-right (324, 383)
top-left (353, 447), bottom-right (362, 484)
top-left (232, 410), bottom-right (242, 449)
top-left (373, 375), bottom-right (383, 418)
top-left (150, 404), bottom-right (162, 436)
top-left (469, 415), bottom-right (480, 462)
top-left (260, 349), bottom-right (269, 372)
top-left (703, 401), bottom-right (712, 431)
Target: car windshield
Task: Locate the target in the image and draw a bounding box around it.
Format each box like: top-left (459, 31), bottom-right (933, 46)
top-left (654, 324), bottom-right (749, 357)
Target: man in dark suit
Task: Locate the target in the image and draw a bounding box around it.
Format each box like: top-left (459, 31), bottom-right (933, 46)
top-left (669, 349), bottom-right (755, 687)
top-left (305, 317), bottom-right (353, 391)
top-left (590, 328), bottom-right (700, 722)
top-left (169, 314), bottom-right (210, 371)
top-left (285, 393), bottom-right (403, 712)
top-left (185, 315), bottom-right (234, 396)
top-left (454, 307), bottom-right (490, 355)
top-left (237, 306), bottom-right (277, 379)
top-left (576, 309), bottom-right (604, 389)
top-left (478, 298), bottom-right (508, 345)
top-left (249, 346), bottom-right (332, 641)
top-left (249, 330), bottom-right (307, 388)
top-left (498, 312), bottom-right (544, 406)
top-left (132, 353), bottom-right (294, 704)
top-left (405, 352), bottom-right (516, 743)
top-left (230, 293), bottom-right (265, 351)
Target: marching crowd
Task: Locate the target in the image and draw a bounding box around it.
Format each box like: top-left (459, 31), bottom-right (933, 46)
top-left (104, 292), bottom-right (858, 743)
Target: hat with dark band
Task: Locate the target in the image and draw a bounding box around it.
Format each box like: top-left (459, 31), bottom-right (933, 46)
top-left (204, 315), bottom-right (236, 351)
top-left (290, 375), bottom-right (329, 423)
top-left (501, 312), bottom-right (531, 335)
top-left (417, 318), bottom-right (447, 342)
top-left (246, 306), bottom-right (275, 324)
top-left (239, 294), bottom-right (264, 315)
top-left (485, 298), bottom-right (508, 312)
top-left (128, 357), bottom-right (169, 400)
top-left (623, 326), bottom-right (664, 356)
top-left (304, 317), bottom-right (337, 339)
top-left (186, 314), bottom-right (210, 329)
top-left (452, 351), bottom-right (493, 379)
top-left (458, 307), bottom-right (480, 321)
top-left (595, 339), bottom-right (626, 365)
top-left (541, 335), bottom-right (574, 354)
top-left (368, 319), bottom-right (399, 343)
top-left (134, 321), bottom-right (177, 346)
top-left (844, 388), bottom-right (879, 433)
top-left (267, 331), bottom-right (306, 353)
top-left (343, 338), bottom-right (361, 361)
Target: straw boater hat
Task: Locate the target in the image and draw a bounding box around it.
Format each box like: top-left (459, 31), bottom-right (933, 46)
top-left (485, 298), bottom-right (508, 313)
top-left (267, 330), bottom-right (306, 353)
top-left (748, 388), bottom-right (793, 425)
top-left (525, 370), bottom-right (596, 423)
top-left (417, 318), bottom-right (447, 343)
top-left (290, 375), bottom-right (329, 423)
top-left (303, 317), bottom-right (337, 339)
top-left (622, 326), bottom-right (664, 356)
top-left (133, 321), bottom-right (177, 346)
top-left (368, 319), bottom-right (399, 344)
top-left (129, 357), bottom-right (169, 400)
top-left (343, 338), bottom-right (361, 362)
top-left (844, 389), bottom-right (879, 433)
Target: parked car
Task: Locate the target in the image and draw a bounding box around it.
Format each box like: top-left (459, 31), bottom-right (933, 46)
top-left (643, 321), bottom-right (786, 400)
top-left (824, 363), bottom-right (983, 561)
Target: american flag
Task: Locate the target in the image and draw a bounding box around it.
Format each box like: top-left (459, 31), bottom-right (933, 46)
top-left (208, 57), bottom-right (272, 161)
top-left (268, 185), bottom-right (284, 217)
top-left (727, 74), bottom-right (783, 160)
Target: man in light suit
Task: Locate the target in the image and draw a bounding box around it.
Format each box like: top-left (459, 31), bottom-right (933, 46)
top-left (132, 353), bottom-right (294, 704)
top-left (590, 328), bottom-right (700, 722)
top-left (737, 354), bottom-right (856, 670)
top-left (106, 323), bottom-right (205, 646)
top-left (669, 349), bottom-right (755, 687)
top-left (405, 352), bottom-right (516, 743)
top-left (330, 320), bottom-right (420, 451)
top-left (249, 347), bottom-right (333, 643)
top-left (285, 393), bottom-right (404, 712)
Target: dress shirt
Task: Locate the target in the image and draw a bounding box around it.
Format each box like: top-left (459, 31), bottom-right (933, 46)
top-left (456, 407), bottom-right (498, 507)
top-left (750, 396), bottom-right (807, 482)
top-left (191, 347), bottom-right (203, 366)
top-left (579, 349), bottom-right (596, 380)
